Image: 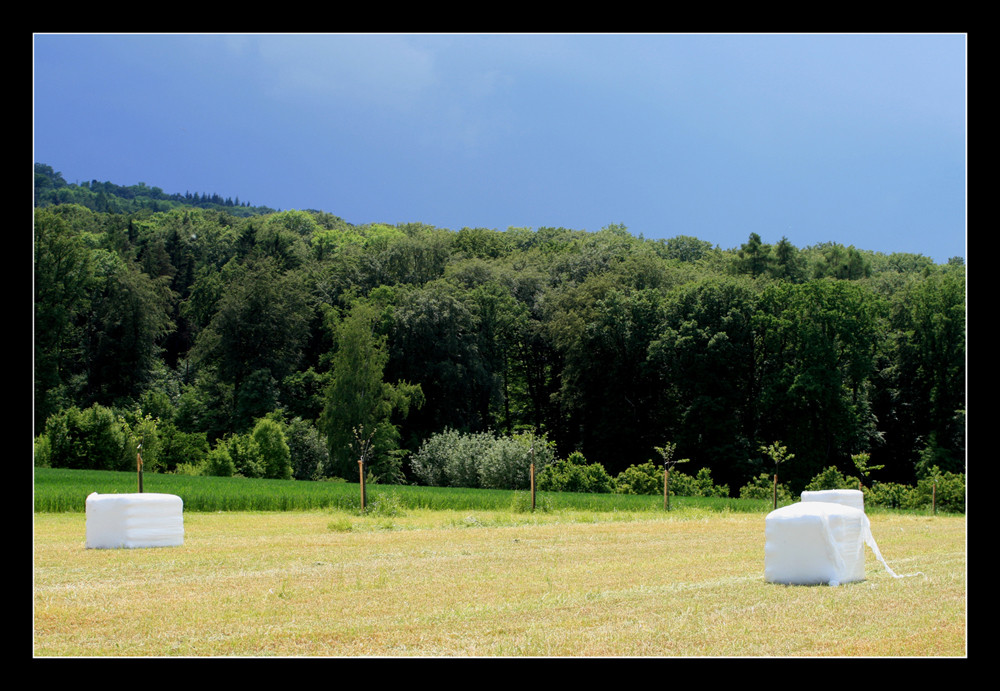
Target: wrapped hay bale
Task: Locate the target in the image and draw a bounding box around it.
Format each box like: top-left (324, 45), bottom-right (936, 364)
top-left (765, 491), bottom-right (918, 585)
top-left (85, 492), bottom-right (184, 549)
top-left (801, 488), bottom-right (864, 512)
top-left (764, 501), bottom-right (868, 586)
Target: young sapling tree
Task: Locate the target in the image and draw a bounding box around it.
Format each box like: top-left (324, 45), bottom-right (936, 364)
top-left (654, 442), bottom-right (689, 511)
top-left (351, 425), bottom-right (376, 512)
top-left (851, 452), bottom-right (884, 491)
top-left (760, 441), bottom-right (794, 510)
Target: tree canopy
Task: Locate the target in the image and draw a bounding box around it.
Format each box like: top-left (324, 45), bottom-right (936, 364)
top-left (33, 164), bottom-right (966, 492)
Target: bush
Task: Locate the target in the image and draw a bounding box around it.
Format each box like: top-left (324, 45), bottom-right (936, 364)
top-left (910, 467), bottom-right (965, 513)
top-left (862, 469), bottom-right (964, 514)
top-left (622, 465), bottom-right (730, 498)
top-left (804, 466), bottom-right (861, 492)
top-left (203, 444), bottom-right (235, 477)
top-left (283, 417), bottom-right (329, 481)
top-left (409, 429), bottom-right (491, 488)
top-left (252, 418), bottom-right (293, 480)
top-left (409, 429), bottom-right (554, 490)
top-left (580, 463), bottom-right (617, 494)
top-left (478, 435), bottom-right (527, 490)
top-left (116, 411), bottom-right (161, 470)
top-left (666, 470), bottom-right (697, 497)
top-left (43, 405), bottom-right (131, 471)
top-left (739, 473), bottom-right (792, 502)
top-left (536, 451), bottom-right (614, 494)
top-left (34, 435), bottom-right (52, 467)
top-left (220, 432), bottom-right (264, 479)
top-left (614, 462), bottom-right (662, 495)
top-left (691, 467), bottom-right (730, 498)
top-left (154, 422), bottom-right (209, 473)
top-left (865, 481), bottom-right (913, 509)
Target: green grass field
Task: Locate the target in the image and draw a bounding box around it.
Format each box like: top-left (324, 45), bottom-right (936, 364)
top-left (34, 467), bottom-right (781, 514)
top-left (33, 469), bottom-right (966, 657)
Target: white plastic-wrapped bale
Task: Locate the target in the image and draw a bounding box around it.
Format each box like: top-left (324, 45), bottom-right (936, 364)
top-left (801, 488), bottom-right (864, 512)
top-left (764, 501), bottom-right (868, 586)
top-left (85, 492), bottom-right (184, 549)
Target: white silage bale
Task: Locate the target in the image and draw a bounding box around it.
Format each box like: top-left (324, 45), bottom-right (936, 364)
top-left (801, 489), bottom-right (864, 512)
top-left (764, 501), bottom-right (868, 586)
top-left (85, 492), bottom-right (184, 549)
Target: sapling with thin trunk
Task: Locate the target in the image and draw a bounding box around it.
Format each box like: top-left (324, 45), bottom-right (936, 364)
top-left (760, 442), bottom-right (794, 510)
top-left (851, 452), bottom-right (884, 491)
top-left (351, 426), bottom-right (376, 512)
top-left (654, 442), bottom-right (688, 511)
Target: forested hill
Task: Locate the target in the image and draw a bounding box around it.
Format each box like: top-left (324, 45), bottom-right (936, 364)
top-left (33, 163), bottom-right (965, 496)
top-left (34, 163), bottom-right (280, 217)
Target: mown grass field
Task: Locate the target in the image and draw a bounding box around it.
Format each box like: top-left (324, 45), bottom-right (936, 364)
top-left (33, 470), bottom-right (966, 657)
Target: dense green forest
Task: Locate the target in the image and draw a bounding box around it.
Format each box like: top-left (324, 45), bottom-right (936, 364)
top-left (33, 163), bottom-right (966, 495)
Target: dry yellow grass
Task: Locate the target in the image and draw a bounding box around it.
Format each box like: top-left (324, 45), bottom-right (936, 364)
top-left (33, 509), bottom-right (965, 657)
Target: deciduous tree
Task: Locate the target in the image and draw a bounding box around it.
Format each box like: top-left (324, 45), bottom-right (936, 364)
top-left (320, 300), bottom-right (423, 482)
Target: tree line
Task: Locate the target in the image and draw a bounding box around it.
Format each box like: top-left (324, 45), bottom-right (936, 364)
top-left (34, 164), bottom-right (276, 217)
top-left (33, 165), bottom-right (966, 495)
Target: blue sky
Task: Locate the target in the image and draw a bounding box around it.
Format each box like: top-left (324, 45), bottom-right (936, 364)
top-left (33, 33), bottom-right (966, 263)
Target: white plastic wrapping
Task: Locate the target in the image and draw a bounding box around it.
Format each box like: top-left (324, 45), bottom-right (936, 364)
top-left (85, 492), bottom-right (184, 549)
top-left (801, 489), bottom-right (864, 512)
top-left (765, 501), bottom-right (868, 586)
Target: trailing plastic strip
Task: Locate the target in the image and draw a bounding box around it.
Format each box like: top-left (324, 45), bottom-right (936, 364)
top-left (862, 524), bottom-right (924, 579)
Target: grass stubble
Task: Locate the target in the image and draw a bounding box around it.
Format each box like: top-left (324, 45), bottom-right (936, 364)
top-left (33, 509), bottom-right (966, 657)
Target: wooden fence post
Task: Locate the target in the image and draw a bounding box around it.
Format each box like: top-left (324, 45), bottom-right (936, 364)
top-left (137, 445), bottom-right (144, 493)
top-left (359, 459), bottom-right (366, 512)
top-left (530, 444), bottom-right (536, 512)
top-left (530, 462), bottom-right (536, 512)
